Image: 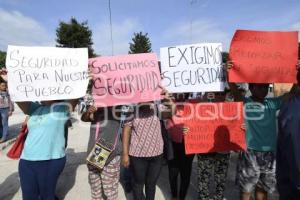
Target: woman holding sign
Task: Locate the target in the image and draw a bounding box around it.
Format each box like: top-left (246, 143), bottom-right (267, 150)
top-left (16, 100), bottom-right (78, 200)
top-left (82, 103), bottom-right (133, 200)
top-left (165, 93), bottom-right (194, 200)
top-left (122, 89), bottom-right (176, 200)
top-left (196, 90), bottom-right (233, 200)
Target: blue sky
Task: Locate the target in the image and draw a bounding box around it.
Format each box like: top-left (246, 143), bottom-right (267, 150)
top-left (0, 0), bottom-right (299, 56)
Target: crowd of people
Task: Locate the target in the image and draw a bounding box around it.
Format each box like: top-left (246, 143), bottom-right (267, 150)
top-left (1, 56), bottom-right (300, 200)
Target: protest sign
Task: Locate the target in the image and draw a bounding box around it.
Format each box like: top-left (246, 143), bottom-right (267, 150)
top-left (229, 30), bottom-right (298, 83)
top-left (168, 101), bottom-right (245, 154)
top-left (6, 45), bottom-right (89, 102)
top-left (160, 43), bottom-right (225, 93)
top-left (89, 53), bottom-right (162, 107)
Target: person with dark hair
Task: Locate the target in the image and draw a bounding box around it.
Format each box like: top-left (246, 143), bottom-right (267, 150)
top-left (277, 69), bottom-right (300, 200)
top-left (196, 90), bottom-right (233, 200)
top-left (82, 104), bottom-right (132, 200)
top-left (122, 89), bottom-right (176, 200)
top-left (16, 100), bottom-right (78, 200)
top-left (166, 93), bottom-right (194, 200)
top-left (227, 60), bottom-right (300, 200)
top-left (0, 81), bottom-right (14, 143)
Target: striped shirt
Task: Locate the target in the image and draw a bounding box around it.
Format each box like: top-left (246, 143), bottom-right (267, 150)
top-left (125, 108), bottom-right (163, 157)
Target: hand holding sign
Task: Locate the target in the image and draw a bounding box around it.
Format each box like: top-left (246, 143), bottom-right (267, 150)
top-left (0, 68), bottom-right (8, 82)
top-left (179, 102), bottom-right (246, 154)
top-left (182, 127), bottom-right (189, 135)
top-left (160, 87), bottom-right (173, 103)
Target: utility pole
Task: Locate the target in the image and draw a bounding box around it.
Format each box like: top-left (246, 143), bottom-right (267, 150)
top-left (189, 0), bottom-right (197, 43)
top-left (108, 0), bottom-right (114, 55)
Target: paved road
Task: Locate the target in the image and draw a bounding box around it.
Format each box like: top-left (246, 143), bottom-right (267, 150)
top-left (0, 106), bottom-right (279, 200)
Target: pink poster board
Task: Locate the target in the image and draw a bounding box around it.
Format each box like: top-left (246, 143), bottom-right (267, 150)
top-left (89, 53), bottom-right (162, 107)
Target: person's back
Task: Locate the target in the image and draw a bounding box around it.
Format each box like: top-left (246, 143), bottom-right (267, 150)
top-left (277, 94), bottom-right (300, 200)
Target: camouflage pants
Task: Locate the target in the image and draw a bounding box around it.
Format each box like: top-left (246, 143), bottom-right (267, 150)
top-left (237, 150), bottom-right (276, 193)
top-left (197, 153), bottom-right (230, 200)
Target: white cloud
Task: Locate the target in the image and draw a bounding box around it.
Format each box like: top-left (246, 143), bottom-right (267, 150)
top-left (93, 18), bottom-right (142, 56)
top-left (0, 8), bottom-right (54, 51)
top-left (162, 19), bottom-right (230, 51)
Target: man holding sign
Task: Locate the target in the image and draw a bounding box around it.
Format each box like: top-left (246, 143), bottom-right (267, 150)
top-left (227, 30), bottom-right (300, 200)
top-left (5, 45), bottom-right (89, 200)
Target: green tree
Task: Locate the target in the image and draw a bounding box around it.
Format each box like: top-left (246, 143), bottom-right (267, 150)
top-left (56, 17), bottom-right (96, 58)
top-left (0, 51), bottom-right (6, 68)
top-left (129, 32), bottom-right (152, 54)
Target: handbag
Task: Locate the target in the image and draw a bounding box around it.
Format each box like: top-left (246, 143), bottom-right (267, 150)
top-left (7, 125), bottom-right (28, 159)
top-left (155, 103), bottom-right (174, 161)
top-left (87, 112), bottom-right (126, 170)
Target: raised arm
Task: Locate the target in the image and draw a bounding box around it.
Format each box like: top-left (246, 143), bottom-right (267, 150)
top-left (65, 99), bottom-right (80, 112)
top-left (160, 89), bottom-right (176, 119)
top-left (122, 124), bottom-right (131, 168)
top-left (226, 60), bottom-right (244, 102)
top-left (81, 105), bottom-right (97, 122)
top-left (16, 102), bottom-right (32, 115)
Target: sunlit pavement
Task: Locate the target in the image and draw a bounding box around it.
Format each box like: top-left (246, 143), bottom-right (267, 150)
top-left (0, 106), bottom-right (278, 200)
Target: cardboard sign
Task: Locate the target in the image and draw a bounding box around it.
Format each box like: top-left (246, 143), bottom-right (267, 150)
top-left (89, 53), bottom-right (162, 107)
top-left (6, 45), bottom-right (89, 102)
top-left (160, 43), bottom-right (226, 93)
top-left (168, 101), bottom-right (246, 154)
top-left (229, 30), bottom-right (298, 83)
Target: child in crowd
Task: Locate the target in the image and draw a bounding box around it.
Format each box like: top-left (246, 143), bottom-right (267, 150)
top-left (227, 60), bottom-right (300, 200)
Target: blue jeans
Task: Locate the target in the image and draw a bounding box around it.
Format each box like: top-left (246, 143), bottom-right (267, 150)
top-left (19, 157), bottom-right (66, 200)
top-left (121, 166), bottom-right (132, 186)
top-left (0, 107), bottom-right (9, 140)
top-left (130, 155), bottom-right (163, 200)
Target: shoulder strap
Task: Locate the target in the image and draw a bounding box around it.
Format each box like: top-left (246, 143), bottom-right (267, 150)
top-left (112, 110), bottom-right (127, 150)
top-left (95, 122), bottom-right (101, 141)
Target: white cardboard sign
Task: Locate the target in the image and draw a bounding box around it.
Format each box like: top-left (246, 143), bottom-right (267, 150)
top-left (160, 43), bottom-right (225, 93)
top-left (6, 45), bottom-right (89, 102)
